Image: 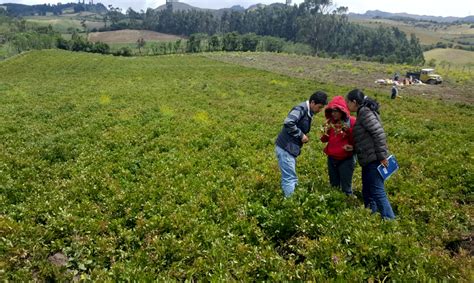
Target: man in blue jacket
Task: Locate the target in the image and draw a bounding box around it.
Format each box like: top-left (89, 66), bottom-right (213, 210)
top-left (275, 91), bottom-right (328, 197)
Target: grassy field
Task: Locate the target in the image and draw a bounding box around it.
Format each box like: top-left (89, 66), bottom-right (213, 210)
top-left (0, 50), bottom-right (472, 280)
top-left (206, 52), bottom-right (474, 104)
top-left (25, 15), bottom-right (104, 34)
top-left (88, 30), bottom-right (184, 44)
top-left (0, 43), bottom-right (9, 58)
top-left (87, 30), bottom-right (185, 55)
top-left (424, 48), bottom-right (474, 67)
top-left (351, 18), bottom-right (474, 46)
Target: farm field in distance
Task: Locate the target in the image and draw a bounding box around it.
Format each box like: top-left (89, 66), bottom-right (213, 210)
top-left (24, 14), bottom-right (105, 34)
top-left (87, 29), bottom-right (184, 44)
top-left (206, 52), bottom-right (474, 104)
top-left (350, 18), bottom-right (474, 46)
top-left (424, 48), bottom-right (474, 67)
top-left (87, 29), bottom-right (185, 54)
top-left (0, 50), bottom-right (472, 280)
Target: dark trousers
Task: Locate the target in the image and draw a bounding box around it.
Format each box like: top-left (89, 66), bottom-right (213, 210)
top-left (361, 161), bottom-right (396, 219)
top-left (327, 156), bottom-right (355, 195)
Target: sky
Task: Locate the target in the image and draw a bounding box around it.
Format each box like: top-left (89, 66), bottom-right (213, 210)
top-left (2, 0), bottom-right (472, 17)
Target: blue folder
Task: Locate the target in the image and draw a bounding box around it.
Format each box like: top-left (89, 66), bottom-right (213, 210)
top-left (377, 155), bottom-right (399, 181)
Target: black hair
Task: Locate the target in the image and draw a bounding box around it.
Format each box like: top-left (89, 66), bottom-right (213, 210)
top-left (346, 89), bottom-right (380, 113)
top-left (309, 91), bottom-right (328, 105)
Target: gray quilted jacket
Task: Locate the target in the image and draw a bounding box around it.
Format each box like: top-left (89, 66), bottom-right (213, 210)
top-left (353, 106), bottom-right (389, 167)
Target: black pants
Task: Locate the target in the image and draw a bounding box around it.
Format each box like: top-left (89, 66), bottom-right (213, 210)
top-left (327, 156), bottom-right (355, 195)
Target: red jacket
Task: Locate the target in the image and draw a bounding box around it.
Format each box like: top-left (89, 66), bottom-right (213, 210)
top-left (320, 96), bottom-right (356, 160)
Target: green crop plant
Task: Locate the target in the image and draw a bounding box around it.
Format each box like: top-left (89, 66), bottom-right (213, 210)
top-left (0, 50), bottom-right (472, 281)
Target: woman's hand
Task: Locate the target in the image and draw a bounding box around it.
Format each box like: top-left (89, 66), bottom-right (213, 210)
top-left (321, 123), bottom-right (330, 136)
top-left (343, 145), bottom-right (353, 152)
top-left (381, 159), bottom-right (388, 168)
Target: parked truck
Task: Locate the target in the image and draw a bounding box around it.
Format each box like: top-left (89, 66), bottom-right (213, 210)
top-left (406, 68), bottom-right (443, 84)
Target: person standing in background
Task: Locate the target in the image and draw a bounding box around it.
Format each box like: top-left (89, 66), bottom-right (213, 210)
top-left (391, 85), bottom-right (398, 99)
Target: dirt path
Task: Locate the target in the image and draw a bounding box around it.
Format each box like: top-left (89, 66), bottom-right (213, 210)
top-left (205, 53), bottom-right (473, 104)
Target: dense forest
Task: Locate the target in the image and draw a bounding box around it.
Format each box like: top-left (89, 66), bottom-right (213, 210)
top-left (107, 0), bottom-right (425, 64)
top-left (1, 2), bottom-right (107, 16)
top-left (1, 0), bottom-right (425, 64)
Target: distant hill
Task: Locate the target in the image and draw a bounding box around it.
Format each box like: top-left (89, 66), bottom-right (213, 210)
top-left (229, 5), bottom-right (245, 12)
top-left (155, 2), bottom-right (261, 17)
top-left (155, 2), bottom-right (204, 12)
top-left (349, 10), bottom-right (474, 23)
top-left (1, 2), bottom-right (107, 16)
top-left (424, 48), bottom-right (474, 67)
top-left (349, 16), bottom-right (474, 47)
top-left (154, 2), bottom-right (288, 15)
top-left (153, 4), bottom-right (474, 24)
top-left (463, 16), bottom-right (474, 22)
top-left (247, 4), bottom-right (267, 11)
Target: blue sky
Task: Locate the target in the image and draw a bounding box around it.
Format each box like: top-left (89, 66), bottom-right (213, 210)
top-left (2, 1), bottom-right (472, 17)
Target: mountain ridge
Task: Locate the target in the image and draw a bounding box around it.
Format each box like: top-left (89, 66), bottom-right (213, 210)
top-left (155, 3), bottom-right (473, 23)
top-left (349, 9), bottom-right (474, 23)
top-left (1, 2), bottom-right (472, 23)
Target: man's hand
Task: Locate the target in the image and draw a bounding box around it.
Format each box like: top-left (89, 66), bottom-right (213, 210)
top-left (343, 145), bottom-right (353, 152)
top-left (381, 159), bottom-right (388, 168)
top-left (301, 134), bottom-right (309, 144)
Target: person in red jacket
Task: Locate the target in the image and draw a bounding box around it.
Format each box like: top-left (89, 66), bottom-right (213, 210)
top-left (320, 96), bottom-right (356, 195)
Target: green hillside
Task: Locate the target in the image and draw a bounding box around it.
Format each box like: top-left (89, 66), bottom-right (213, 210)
top-left (0, 50), bottom-right (472, 281)
top-left (351, 18), bottom-right (474, 46)
top-left (24, 14), bottom-right (104, 34)
top-left (424, 48), bottom-right (474, 67)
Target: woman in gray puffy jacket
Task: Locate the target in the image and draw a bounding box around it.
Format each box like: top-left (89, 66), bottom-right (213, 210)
top-left (345, 89), bottom-right (395, 219)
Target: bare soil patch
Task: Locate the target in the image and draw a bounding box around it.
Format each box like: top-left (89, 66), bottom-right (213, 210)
top-left (88, 29), bottom-right (183, 44)
top-left (205, 53), bottom-right (473, 104)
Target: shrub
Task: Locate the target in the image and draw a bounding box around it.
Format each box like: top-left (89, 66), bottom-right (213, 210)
top-left (427, 58), bottom-right (437, 67)
top-left (114, 46), bottom-right (132, 56)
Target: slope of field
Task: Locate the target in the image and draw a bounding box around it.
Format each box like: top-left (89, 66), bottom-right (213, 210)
top-left (25, 16), bottom-right (81, 32)
top-left (0, 44), bottom-right (8, 58)
top-left (424, 48), bottom-right (474, 66)
top-left (88, 29), bottom-right (184, 44)
top-left (206, 52), bottom-right (474, 104)
top-left (0, 50), bottom-right (472, 280)
top-left (25, 15), bottom-right (104, 34)
top-left (350, 18), bottom-right (474, 45)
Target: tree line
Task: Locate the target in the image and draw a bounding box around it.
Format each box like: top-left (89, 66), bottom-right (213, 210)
top-left (2, 10), bottom-right (307, 59)
top-left (423, 41), bottom-right (474, 52)
top-left (0, 12), bottom-right (114, 58)
top-left (0, 0), bottom-right (425, 64)
top-left (129, 32), bottom-right (313, 56)
top-left (105, 0), bottom-right (424, 64)
top-left (1, 10), bottom-right (310, 58)
top-left (1, 3), bottom-right (107, 17)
